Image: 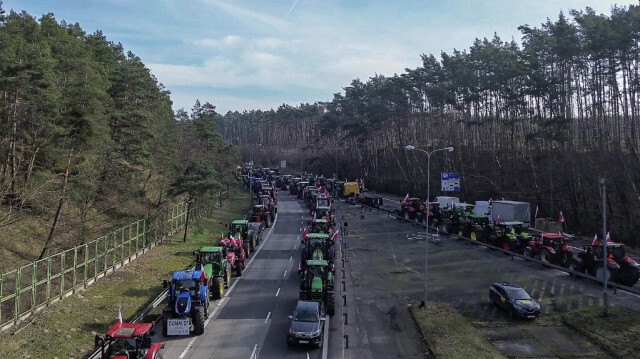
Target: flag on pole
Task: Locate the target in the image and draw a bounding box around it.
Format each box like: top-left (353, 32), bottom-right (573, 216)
top-left (606, 232), bottom-right (612, 242)
top-left (118, 307), bottom-right (123, 324)
top-left (558, 211), bottom-right (565, 223)
top-left (331, 229), bottom-right (340, 242)
top-left (496, 215), bottom-right (501, 225)
top-left (592, 234), bottom-right (598, 245)
top-left (535, 206), bottom-right (539, 218)
top-left (401, 193), bottom-right (409, 206)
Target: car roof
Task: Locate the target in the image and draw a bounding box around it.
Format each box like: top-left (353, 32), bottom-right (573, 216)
top-left (296, 300), bottom-right (320, 311)
top-left (493, 282), bottom-right (524, 290)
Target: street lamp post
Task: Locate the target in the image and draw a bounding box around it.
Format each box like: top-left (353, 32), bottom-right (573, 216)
top-left (405, 144), bottom-right (454, 308)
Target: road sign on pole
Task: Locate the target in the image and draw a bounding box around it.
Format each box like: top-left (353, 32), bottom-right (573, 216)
top-left (280, 160), bottom-right (286, 168)
top-left (441, 173), bottom-right (460, 192)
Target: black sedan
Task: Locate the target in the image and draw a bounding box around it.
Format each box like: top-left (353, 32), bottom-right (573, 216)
top-left (489, 282), bottom-right (541, 319)
top-left (287, 300), bottom-right (325, 347)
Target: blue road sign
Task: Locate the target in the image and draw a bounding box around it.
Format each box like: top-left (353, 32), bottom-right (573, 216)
top-left (441, 173), bottom-right (460, 192)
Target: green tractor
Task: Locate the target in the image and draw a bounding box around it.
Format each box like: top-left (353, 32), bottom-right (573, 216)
top-left (229, 219), bottom-right (259, 255)
top-left (300, 233), bottom-right (335, 272)
top-left (458, 214), bottom-right (492, 242)
top-left (194, 246), bottom-right (232, 300)
top-left (299, 259), bottom-right (336, 315)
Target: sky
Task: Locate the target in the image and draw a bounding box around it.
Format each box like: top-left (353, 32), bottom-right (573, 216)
top-left (2, 0), bottom-right (637, 114)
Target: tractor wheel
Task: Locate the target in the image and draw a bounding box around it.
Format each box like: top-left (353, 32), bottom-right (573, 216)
top-left (523, 247), bottom-right (533, 258)
top-left (270, 213), bottom-right (275, 222)
top-left (249, 237), bottom-right (255, 251)
top-left (163, 317), bottom-right (168, 337)
top-left (327, 294), bottom-right (336, 315)
top-left (236, 262), bottom-right (243, 277)
top-left (212, 277), bottom-right (224, 300)
top-left (618, 267), bottom-right (640, 287)
top-left (457, 229), bottom-right (464, 238)
top-left (193, 307), bottom-right (205, 335)
top-left (470, 231), bottom-right (478, 241)
top-left (225, 265), bottom-right (231, 287)
top-left (539, 248), bottom-right (551, 263)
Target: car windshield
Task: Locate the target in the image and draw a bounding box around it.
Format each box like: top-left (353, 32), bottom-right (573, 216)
top-left (506, 287), bottom-right (531, 300)
top-left (294, 308), bottom-right (319, 322)
top-left (176, 280), bottom-right (197, 291)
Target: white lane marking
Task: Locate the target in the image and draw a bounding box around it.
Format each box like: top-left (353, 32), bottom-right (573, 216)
top-left (178, 214), bottom-right (279, 359)
top-left (249, 344), bottom-right (258, 359)
top-left (283, 270), bottom-right (288, 278)
top-left (289, 255), bottom-right (293, 262)
top-left (275, 288), bottom-right (280, 297)
top-left (265, 311), bottom-right (271, 323)
top-left (300, 227), bottom-right (303, 232)
top-left (296, 235), bottom-right (300, 241)
top-left (294, 244), bottom-right (298, 250)
top-left (322, 314), bottom-right (330, 359)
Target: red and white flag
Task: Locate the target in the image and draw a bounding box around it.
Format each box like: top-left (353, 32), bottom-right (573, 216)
top-left (606, 232), bottom-right (612, 242)
top-left (496, 215), bottom-right (501, 225)
top-left (117, 307), bottom-right (123, 324)
top-left (401, 193), bottom-right (409, 206)
top-left (331, 229), bottom-right (340, 241)
top-left (534, 206), bottom-right (539, 218)
top-left (592, 234), bottom-right (598, 245)
top-left (558, 211), bottom-right (565, 223)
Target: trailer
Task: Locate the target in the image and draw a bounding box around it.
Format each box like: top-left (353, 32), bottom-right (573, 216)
top-left (491, 200), bottom-right (531, 226)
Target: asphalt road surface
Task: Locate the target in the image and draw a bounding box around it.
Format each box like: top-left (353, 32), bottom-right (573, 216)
top-left (156, 191), bottom-right (341, 359)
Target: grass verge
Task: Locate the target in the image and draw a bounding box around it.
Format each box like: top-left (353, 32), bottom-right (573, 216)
top-left (0, 188), bottom-right (249, 359)
top-left (410, 302), bottom-right (506, 359)
top-left (562, 305), bottom-right (640, 359)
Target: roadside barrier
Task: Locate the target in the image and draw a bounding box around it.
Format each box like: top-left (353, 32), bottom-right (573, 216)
top-left (0, 198), bottom-right (211, 332)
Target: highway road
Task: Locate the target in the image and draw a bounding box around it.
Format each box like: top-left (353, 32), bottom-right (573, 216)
top-left (156, 191), bottom-right (341, 359)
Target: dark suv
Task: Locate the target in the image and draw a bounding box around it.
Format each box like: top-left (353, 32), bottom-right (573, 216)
top-left (489, 282), bottom-right (541, 319)
top-left (287, 300), bottom-right (325, 347)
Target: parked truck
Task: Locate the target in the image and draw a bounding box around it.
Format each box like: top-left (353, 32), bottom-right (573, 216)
top-left (491, 200), bottom-right (531, 226)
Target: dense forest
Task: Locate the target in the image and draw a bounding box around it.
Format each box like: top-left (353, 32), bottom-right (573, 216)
top-left (218, 5), bottom-right (640, 246)
top-left (0, 5), bottom-right (238, 270)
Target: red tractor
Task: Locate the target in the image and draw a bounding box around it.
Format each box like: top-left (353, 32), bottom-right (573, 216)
top-left (399, 197), bottom-right (426, 222)
top-left (221, 235), bottom-right (246, 276)
top-left (570, 242), bottom-right (640, 287)
top-left (523, 232), bottom-right (573, 267)
top-left (94, 320), bottom-right (163, 359)
top-left (258, 194), bottom-right (277, 221)
top-left (250, 204), bottom-right (272, 228)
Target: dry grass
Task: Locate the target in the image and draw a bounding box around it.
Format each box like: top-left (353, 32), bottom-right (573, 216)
top-left (562, 305), bottom-right (640, 359)
top-left (410, 302), bottom-right (506, 359)
top-left (0, 189), bottom-right (249, 359)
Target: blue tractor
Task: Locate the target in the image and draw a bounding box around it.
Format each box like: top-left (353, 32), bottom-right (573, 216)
top-left (162, 270), bottom-right (210, 336)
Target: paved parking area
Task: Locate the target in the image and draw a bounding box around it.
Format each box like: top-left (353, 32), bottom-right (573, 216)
top-left (338, 201), bottom-right (637, 358)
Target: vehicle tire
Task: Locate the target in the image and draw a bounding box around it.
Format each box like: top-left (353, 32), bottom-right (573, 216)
top-left (618, 267), bottom-right (640, 287)
top-left (509, 308), bottom-right (518, 319)
top-left (539, 248), bottom-right (551, 264)
top-left (266, 218), bottom-right (271, 228)
top-left (470, 231), bottom-right (478, 241)
top-left (327, 294), bottom-right (336, 315)
top-left (224, 266), bottom-right (231, 287)
top-left (523, 247), bottom-right (533, 257)
top-left (270, 213), bottom-right (275, 222)
top-left (458, 229), bottom-right (464, 238)
top-left (212, 277), bottom-right (224, 300)
top-left (163, 317), bottom-right (168, 337)
top-left (236, 262), bottom-right (243, 277)
top-left (193, 307), bottom-right (205, 335)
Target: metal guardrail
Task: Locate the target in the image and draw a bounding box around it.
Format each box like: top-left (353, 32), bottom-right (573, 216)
top-left (351, 198), bottom-right (640, 296)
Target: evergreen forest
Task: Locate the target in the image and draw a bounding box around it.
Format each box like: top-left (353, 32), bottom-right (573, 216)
top-left (218, 5), bottom-right (640, 247)
top-left (0, 6), bottom-right (238, 271)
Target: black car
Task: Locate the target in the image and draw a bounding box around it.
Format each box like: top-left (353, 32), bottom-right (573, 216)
top-left (287, 300), bottom-right (325, 347)
top-left (489, 282), bottom-right (541, 319)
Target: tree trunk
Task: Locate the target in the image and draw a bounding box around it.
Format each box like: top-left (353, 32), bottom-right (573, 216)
top-left (183, 197), bottom-right (193, 242)
top-left (39, 151), bottom-right (72, 260)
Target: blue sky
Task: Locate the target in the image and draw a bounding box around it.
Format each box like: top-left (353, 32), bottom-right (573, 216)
top-left (2, 0), bottom-right (636, 114)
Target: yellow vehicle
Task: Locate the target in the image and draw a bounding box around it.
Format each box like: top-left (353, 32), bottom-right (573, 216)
top-left (343, 182), bottom-right (360, 197)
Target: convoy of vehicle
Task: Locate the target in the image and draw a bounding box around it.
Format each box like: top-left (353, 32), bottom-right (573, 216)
top-left (89, 163), bottom-right (640, 358)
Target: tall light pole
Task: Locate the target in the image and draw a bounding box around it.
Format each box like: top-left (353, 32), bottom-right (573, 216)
top-left (405, 144), bottom-right (454, 308)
